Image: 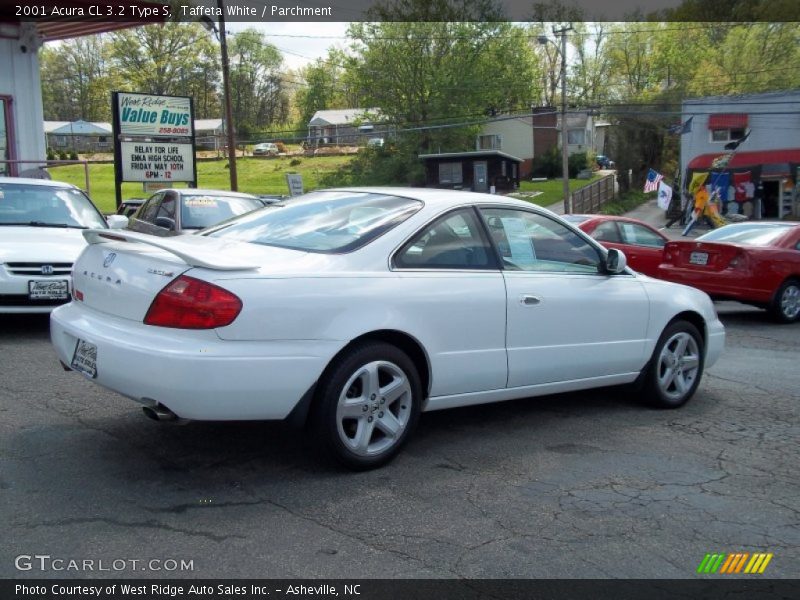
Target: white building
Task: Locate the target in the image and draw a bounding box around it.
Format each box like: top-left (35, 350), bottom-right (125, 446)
top-left (681, 90), bottom-right (800, 219)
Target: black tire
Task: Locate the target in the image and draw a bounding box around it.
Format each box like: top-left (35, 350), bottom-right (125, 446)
top-left (311, 341), bottom-right (422, 470)
top-left (641, 320), bottom-right (705, 409)
top-left (769, 279), bottom-right (800, 324)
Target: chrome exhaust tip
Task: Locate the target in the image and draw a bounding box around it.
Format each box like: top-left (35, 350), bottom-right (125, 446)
top-left (142, 403), bottom-right (181, 423)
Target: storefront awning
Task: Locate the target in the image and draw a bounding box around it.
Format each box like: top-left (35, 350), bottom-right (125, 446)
top-left (687, 148), bottom-right (800, 170)
top-left (707, 113), bottom-right (748, 130)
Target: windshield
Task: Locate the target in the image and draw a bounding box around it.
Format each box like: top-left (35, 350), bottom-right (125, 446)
top-left (204, 191), bottom-right (423, 253)
top-left (697, 223), bottom-right (793, 247)
top-left (0, 182), bottom-right (107, 228)
top-left (180, 194), bottom-right (264, 230)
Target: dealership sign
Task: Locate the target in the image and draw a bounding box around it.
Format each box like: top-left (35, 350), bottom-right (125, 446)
top-left (117, 92), bottom-right (193, 137)
top-left (112, 91), bottom-right (197, 206)
top-left (120, 142), bottom-right (194, 182)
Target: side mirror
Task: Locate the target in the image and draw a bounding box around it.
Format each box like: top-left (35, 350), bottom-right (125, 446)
top-left (106, 214), bottom-right (129, 229)
top-left (605, 248), bottom-right (628, 274)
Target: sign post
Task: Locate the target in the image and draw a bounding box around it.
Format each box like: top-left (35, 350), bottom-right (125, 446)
top-left (112, 91), bottom-right (197, 209)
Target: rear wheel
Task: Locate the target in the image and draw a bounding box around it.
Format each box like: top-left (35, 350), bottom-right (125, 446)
top-left (770, 279), bottom-right (800, 323)
top-left (641, 320), bottom-right (704, 408)
top-left (312, 341), bottom-right (421, 470)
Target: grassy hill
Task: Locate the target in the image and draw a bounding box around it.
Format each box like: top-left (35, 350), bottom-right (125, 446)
top-left (49, 155), bottom-right (356, 213)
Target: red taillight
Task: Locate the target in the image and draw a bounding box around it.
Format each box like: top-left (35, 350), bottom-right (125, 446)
top-left (728, 251), bottom-right (749, 271)
top-left (73, 289), bottom-right (84, 301)
top-left (144, 275), bottom-right (242, 329)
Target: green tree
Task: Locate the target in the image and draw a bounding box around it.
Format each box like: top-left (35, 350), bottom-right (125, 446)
top-left (109, 23), bottom-right (221, 118)
top-left (228, 29), bottom-right (289, 135)
top-left (40, 36), bottom-right (116, 121)
top-left (348, 0), bottom-right (539, 153)
top-left (295, 49), bottom-right (363, 126)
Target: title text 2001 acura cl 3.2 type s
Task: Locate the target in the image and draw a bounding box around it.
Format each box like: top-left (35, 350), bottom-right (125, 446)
top-left (51, 188), bottom-right (725, 470)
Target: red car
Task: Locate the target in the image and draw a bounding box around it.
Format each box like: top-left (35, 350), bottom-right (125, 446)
top-left (563, 214), bottom-right (668, 277)
top-left (658, 222), bottom-right (800, 323)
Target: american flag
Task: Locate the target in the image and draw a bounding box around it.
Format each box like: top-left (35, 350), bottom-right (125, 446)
top-left (644, 169), bottom-right (664, 193)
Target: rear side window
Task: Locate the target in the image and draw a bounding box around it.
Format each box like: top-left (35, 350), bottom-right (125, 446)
top-left (394, 208), bottom-right (495, 269)
top-left (592, 221), bottom-right (622, 243)
top-left (204, 191), bottom-right (422, 253)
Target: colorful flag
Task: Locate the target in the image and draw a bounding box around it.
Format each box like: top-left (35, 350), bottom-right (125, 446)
top-left (688, 171), bottom-right (709, 194)
top-left (644, 169), bottom-right (664, 193)
top-left (733, 171), bottom-right (752, 202)
top-left (668, 116), bottom-right (693, 135)
top-left (709, 172), bottom-right (730, 202)
top-left (657, 181), bottom-right (672, 210)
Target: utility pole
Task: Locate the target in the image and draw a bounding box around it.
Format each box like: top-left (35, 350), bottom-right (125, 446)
top-left (217, 0), bottom-right (238, 190)
top-left (556, 25), bottom-right (573, 214)
top-left (539, 25), bottom-right (573, 214)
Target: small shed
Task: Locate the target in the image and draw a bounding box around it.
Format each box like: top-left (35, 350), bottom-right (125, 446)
top-left (419, 150), bottom-right (523, 192)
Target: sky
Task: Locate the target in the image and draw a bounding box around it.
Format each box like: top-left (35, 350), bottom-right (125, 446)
top-left (227, 22), bottom-right (351, 71)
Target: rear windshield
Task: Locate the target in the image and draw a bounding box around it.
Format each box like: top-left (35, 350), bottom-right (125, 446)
top-left (180, 194), bottom-right (264, 230)
top-left (204, 191), bottom-right (423, 253)
top-left (697, 223), bottom-right (793, 247)
top-left (0, 182), bottom-right (106, 229)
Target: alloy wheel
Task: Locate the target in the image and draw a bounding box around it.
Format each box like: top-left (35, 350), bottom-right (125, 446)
top-left (335, 360), bottom-right (413, 457)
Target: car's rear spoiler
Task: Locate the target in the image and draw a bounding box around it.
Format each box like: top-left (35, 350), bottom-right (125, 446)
top-left (82, 229), bottom-right (260, 271)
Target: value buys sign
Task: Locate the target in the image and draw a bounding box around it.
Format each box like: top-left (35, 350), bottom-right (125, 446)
top-left (117, 92), bottom-right (193, 137)
top-left (112, 91), bottom-right (197, 196)
top-left (120, 142), bottom-right (195, 182)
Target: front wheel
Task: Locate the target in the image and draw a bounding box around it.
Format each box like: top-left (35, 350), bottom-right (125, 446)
top-left (770, 279), bottom-right (800, 323)
top-left (641, 320), bottom-right (704, 408)
top-left (312, 341), bottom-right (422, 470)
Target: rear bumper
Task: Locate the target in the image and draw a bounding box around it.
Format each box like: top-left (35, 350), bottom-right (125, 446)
top-left (50, 302), bottom-right (343, 420)
top-left (657, 266), bottom-right (771, 304)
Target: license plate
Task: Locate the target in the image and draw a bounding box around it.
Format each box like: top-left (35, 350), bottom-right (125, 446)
top-left (71, 340), bottom-right (97, 379)
top-left (689, 252), bottom-right (709, 266)
top-left (28, 279), bottom-right (69, 300)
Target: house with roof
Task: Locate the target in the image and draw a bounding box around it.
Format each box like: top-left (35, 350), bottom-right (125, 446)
top-left (419, 109), bottom-right (611, 190)
top-left (44, 118), bottom-right (226, 153)
top-left (474, 109), bottom-right (609, 179)
top-left (307, 108), bottom-right (387, 146)
top-left (45, 120), bottom-right (112, 152)
top-left (680, 89), bottom-right (800, 219)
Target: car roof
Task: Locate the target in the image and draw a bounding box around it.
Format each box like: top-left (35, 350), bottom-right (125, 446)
top-left (154, 188), bottom-right (260, 199)
top-left (573, 213), bottom-right (656, 227)
top-left (0, 176), bottom-right (80, 189)
top-left (322, 187), bottom-right (560, 215)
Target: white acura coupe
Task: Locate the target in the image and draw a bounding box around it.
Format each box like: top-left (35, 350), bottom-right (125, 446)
top-left (50, 188), bottom-right (724, 469)
top-left (0, 177), bottom-right (126, 313)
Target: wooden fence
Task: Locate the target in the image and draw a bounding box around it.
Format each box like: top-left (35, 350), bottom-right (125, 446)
top-left (571, 174), bottom-right (616, 214)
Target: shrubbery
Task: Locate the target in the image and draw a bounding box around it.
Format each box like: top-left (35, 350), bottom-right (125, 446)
top-left (530, 146), bottom-right (589, 179)
top-left (321, 142), bottom-right (425, 188)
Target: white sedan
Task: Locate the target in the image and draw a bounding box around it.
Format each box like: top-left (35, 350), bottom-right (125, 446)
top-left (50, 188), bottom-right (724, 469)
top-left (0, 177), bottom-right (126, 313)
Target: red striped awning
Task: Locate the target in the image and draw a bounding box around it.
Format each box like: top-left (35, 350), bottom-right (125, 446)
top-left (687, 148), bottom-right (800, 170)
top-left (708, 113), bottom-right (748, 130)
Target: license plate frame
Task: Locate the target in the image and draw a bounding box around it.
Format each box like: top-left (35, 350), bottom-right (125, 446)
top-left (28, 279), bottom-right (69, 300)
top-left (71, 339), bottom-right (98, 379)
top-left (689, 251), bottom-right (709, 266)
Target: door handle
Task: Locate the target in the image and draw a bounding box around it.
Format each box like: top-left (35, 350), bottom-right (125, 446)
top-left (520, 294), bottom-right (541, 306)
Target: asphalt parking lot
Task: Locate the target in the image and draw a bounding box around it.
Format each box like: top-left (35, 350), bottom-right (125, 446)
top-left (2, 305), bottom-right (798, 579)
